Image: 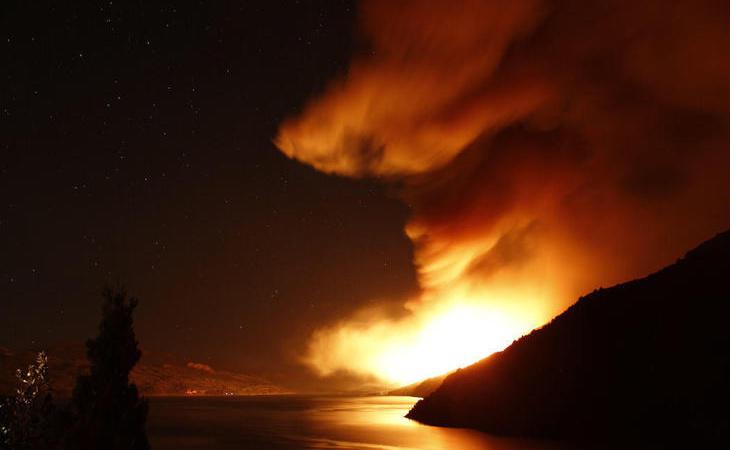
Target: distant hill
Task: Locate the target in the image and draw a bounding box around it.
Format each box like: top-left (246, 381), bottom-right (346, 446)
top-left (408, 230), bottom-right (730, 445)
top-left (0, 344), bottom-right (288, 397)
top-left (387, 373), bottom-right (447, 397)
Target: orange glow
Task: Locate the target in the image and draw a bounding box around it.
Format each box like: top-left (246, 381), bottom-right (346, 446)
top-left (277, 0), bottom-right (730, 386)
top-left (304, 280), bottom-right (552, 385)
top-left (373, 305), bottom-right (535, 385)
top-left (301, 222), bottom-right (574, 385)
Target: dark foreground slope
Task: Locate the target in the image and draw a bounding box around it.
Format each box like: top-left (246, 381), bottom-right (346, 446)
top-left (408, 230), bottom-right (730, 444)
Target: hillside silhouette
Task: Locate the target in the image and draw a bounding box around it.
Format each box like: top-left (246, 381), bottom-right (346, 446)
top-left (407, 230), bottom-right (730, 446)
top-left (0, 345), bottom-right (287, 398)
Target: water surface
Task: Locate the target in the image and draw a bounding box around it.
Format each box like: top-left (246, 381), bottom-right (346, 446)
top-left (148, 395), bottom-right (603, 450)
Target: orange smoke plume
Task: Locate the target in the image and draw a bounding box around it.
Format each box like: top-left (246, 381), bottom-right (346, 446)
top-left (276, 0), bottom-right (730, 385)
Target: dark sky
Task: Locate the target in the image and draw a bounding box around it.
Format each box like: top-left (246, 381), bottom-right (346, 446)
top-left (1, 0), bottom-right (417, 389)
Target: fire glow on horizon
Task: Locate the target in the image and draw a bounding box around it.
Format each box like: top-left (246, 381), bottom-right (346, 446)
top-left (276, 0), bottom-right (730, 385)
top-left (302, 240), bottom-right (563, 385)
top-left (307, 300), bottom-right (543, 385)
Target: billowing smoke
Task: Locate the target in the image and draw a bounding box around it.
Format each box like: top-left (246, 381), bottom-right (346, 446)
top-left (276, 0), bottom-right (730, 385)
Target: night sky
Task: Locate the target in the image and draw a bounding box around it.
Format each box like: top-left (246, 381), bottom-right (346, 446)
top-left (1, 1), bottom-right (418, 388)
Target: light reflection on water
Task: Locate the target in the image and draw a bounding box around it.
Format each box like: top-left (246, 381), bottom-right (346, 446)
top-left (147, 396), bottom-right (590, 450)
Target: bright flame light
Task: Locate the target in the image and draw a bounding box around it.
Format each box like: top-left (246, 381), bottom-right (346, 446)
top-left (304, 292), bottom-right (546, 386)
top-left (303, 234), bottom-right (558, 386)
top-left (373, 305), bottom-right (528, 385)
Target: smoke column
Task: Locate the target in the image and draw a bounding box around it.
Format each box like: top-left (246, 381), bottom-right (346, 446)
top-left (276, 0), bottom-right (730, 384)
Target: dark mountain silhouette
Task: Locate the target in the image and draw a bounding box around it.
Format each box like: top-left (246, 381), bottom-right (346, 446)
top-left (0, 345), bottom-right (287, 397)
top-left (407, 230), bottom-right (730, 446)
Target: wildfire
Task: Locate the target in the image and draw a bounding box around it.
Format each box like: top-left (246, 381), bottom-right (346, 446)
top-left (373, 305), bottom-right (535, 385)
top-left (305, 282), bottom-right (551, 385)
top-left (276, 0), bottom-right (730, 386)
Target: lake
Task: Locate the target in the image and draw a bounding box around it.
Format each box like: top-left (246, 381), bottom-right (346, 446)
top-left (147, 395), bottom-right (619, 450)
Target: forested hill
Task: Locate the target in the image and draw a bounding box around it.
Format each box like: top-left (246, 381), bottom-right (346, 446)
top-left (407, 230), bottom-right (730, 446)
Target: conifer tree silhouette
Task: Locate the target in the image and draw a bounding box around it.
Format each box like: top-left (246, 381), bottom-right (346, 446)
top-left (67, 287), bottom-right (149, 450)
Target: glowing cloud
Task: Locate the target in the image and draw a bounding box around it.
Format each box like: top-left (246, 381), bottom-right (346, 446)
top-left (276, 0), bottom-right (730, 384)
